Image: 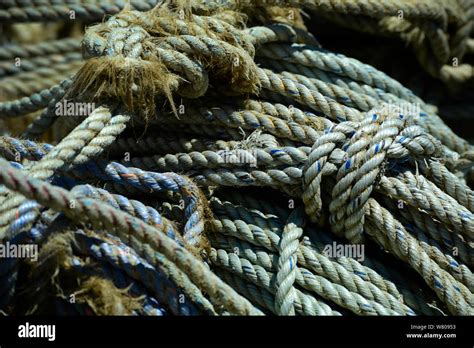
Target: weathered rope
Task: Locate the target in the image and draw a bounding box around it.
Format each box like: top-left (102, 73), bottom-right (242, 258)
top-left (275, 208), bottom-right (304, 315)
top-left (0, 106), bottom-right (129, 237)
top-left (207, 196), bottom-right (422, 315)
top-left (277, 0), bottom-right (474, 85)
top-left (72, 230), bottom-right (209, 315)
top-left (0, 0), bottom-right (472, 317)
top-left (0, 62), bottom-right (82, 98)
top-left (0, 52), bottom-right (82, 78)
top-left (0, 158), bottom-right (263, 315)
top-left (0, 38), bottom-right (81, 60)
top-left (0, 0), bottom-right (161, 23)
top-left (0, 79), bottom-right (73, 118)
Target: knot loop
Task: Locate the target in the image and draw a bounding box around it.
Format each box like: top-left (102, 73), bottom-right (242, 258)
top-left (303, 107), bottom-right (442, 243)
top-left (70, 5), bottom-right (260, 117)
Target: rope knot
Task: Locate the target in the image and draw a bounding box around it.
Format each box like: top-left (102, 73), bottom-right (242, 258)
top-left (303, 107), bottom-right (443, 243)
top-left (69, 4), bottom-right (260, 118)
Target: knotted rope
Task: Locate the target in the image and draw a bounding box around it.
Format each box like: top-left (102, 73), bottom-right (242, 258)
top-left (0, 0), bottom-right (472, 316)
top-left (69, 5), bottom-right (260, 118)
top-left (303, 108), bottom-right (442, 243)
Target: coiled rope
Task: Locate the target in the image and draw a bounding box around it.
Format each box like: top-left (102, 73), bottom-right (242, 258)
top-left (0, 0), bottom-right (472, 316)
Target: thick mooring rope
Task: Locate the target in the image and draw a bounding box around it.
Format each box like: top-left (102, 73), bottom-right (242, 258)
top-left (0, 0), bottom-right (472, 316)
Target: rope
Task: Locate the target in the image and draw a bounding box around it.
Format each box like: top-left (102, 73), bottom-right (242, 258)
top-left (0, 0), bottom-right (161, 22)
top-left (0, 38), bottom-right (81, 60)
top-left (0, 0), bottom-right (472, 316)
top-left (0, 158), bottom-right (263, 315)
top-left (0, 79), bottom-right (72, 118)
top-left (0, 62), bottom-right (82, 98)
top-left (0, 106), bottom-right (128, 237)
top-left (208, 197), bottom-right (421, 315)
top-left (275, 208), bottom-right (304, 315)
top-left (0, 52), bottom-right (82, 77)
top-left (72, 230), bottom-right (208, 315)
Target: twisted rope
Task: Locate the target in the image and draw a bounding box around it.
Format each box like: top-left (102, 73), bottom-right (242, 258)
top-left (0, 0), bottom-right (472, 317)
top-left (0, 62), bottom-right (82, 98)
top-left (0, 0), bottom-right (160, 22)
top-left (0, 38), bottom-right (81, 60)
top-left (209, 196), bottom-right (423, 315)
top-left (0, 106), bottom-right (128, 236)
top-left (275, 208), bottom-right (304, 315)
top-left (72, 230), bottom-right (208, 315)
top-left (0, 52), bottom-right (82, 78)
top-left (0, 160), bottom-right (263, 315)
top-left (0, 79), bottom-right (72, 118)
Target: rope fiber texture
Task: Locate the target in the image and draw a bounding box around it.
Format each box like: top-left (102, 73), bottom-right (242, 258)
top-left (0, 0), bottom-right (472, 316)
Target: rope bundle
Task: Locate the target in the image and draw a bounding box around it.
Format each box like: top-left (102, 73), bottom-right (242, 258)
top-left (0, 0), bottom-right (472, 316)
top-left (283, 0), bottom-right (474, 86)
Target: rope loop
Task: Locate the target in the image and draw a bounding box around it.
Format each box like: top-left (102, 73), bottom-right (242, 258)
top-left (303, 106), bottom-right (443, 243)
top-left (70, 4), bottom-right (260, 118)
